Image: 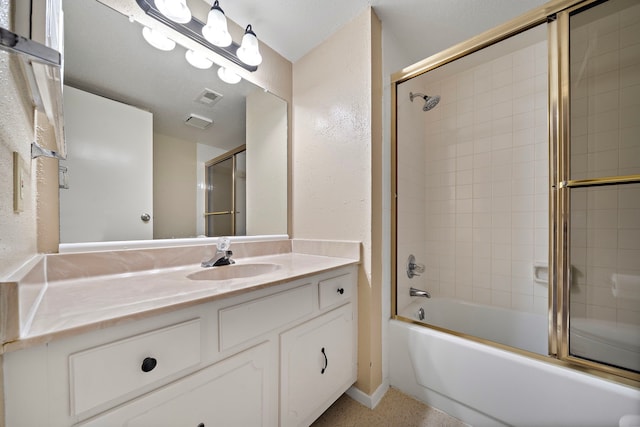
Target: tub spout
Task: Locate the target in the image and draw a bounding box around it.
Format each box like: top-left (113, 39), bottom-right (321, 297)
top-left (410, 287), bottom-right (431, 298)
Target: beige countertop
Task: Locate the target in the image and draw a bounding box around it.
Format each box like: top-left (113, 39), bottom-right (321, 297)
top-left (1, 239), bottom-right (360, 353)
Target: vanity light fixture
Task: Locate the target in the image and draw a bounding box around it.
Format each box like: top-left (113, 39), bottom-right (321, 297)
top-left (185, 49), bottom-right (213, 69)
top-left (217, 66), bottom-right (241, 84)
top-left (154, 0), bottom-right (192, 24)
top-left (136, 0), bottom-right (259, 72)
top-left (202, 1), bottom-right (232, 47)
top-left (142, 26), bottom-right (176, 51)
top-left (237, 25), bottom-right (262, 66)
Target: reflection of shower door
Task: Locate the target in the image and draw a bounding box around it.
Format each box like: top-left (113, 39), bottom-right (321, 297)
top-left (205, 148), bottom-right (246, 237)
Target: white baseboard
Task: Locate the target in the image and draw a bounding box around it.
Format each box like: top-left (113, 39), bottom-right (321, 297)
top-left (346, 378), bottom-right (390, 409)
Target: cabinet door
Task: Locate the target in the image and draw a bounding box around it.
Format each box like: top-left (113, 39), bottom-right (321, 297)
top-left (280, 304), bottom-right (356, 427)
top-left (80, 342), bottom-right (276, 427)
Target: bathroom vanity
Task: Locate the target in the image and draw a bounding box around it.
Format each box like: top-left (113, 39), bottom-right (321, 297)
top-left (1, 240), bottom-right (359, 426)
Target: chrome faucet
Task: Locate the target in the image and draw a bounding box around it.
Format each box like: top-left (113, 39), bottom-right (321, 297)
top-left (201, 249), bottom-right (234, 267)
top-left (201, 237), bottom-right (235, 268)
top-left (410, 287), bottom-right (431, 298)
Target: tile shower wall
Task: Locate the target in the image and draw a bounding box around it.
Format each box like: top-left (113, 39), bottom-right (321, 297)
top-left (398, 31), bottom-right (549, 314)
top-left (569, 1), bottom-right (640, 326)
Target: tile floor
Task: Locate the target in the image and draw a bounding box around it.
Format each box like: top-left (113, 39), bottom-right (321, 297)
top-left (311, 387), bottom-right (469, 427)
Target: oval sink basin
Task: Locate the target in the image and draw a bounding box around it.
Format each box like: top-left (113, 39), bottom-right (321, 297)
top-left (187, 263), bottom-right (281, 281)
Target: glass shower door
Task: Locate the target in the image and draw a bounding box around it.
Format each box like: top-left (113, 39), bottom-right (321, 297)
top-left (206, 157), bottom-right (234, 237)
top-left (393, 22), bottom-right (550, 356)
top-left (565, 0), bottom-right (640, 374)
top-left (205, 149), bottom-right (247, 237)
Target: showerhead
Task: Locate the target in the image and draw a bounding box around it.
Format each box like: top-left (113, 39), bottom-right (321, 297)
top-left (409, 92), bottom-right (441, 111)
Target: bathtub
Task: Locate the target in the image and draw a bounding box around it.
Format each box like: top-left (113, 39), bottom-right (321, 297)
top-left (571, 317), bottom-right (640, 373)
top-left (389, 300), bottom-right (640, 426)
top-left (400, 298), bottom-right (640, 372)
top-left (400, 298), bottom-right (549, 355)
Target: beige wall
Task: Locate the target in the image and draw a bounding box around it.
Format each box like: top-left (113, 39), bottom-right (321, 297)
top-left (292, 8), bottom-right (383, 395)
top-left (246, 89), bottom-right (288, 235)
top-left (0, 2), bottom-right (40, 279)
top-left (153, 133), bottom-right (198, 239)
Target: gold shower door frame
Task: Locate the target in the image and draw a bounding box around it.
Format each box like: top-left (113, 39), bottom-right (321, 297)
top-left (391, 0), bottom-right (640, 385)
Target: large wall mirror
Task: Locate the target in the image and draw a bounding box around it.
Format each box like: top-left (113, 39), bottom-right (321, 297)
top-left (59, 0), bottom-right (287, 245)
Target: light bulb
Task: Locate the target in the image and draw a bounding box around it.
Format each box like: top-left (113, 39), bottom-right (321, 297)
top-left (142, 26), bottom-right (176, 51)
top-left (154, 0), bottom-right (192, 24)
top-left (217, 67), bottom-right (241, 84)
top-left (185, 49), bottom-right (213, 69)
top-left (202, 1), bottom-right (232, 47)
top-left (237, 25), bottom-right (262, 66)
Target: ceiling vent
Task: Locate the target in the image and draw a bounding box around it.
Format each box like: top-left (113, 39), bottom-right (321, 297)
top-left (184, 114), bottom-right (213, 130)
top-left (194, 88), bottom-right (223, 107)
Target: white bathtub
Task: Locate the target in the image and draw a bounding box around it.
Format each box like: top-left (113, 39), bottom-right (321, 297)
top-left (401, 298), bottom-right (640, 372)
top-left (400, 298), bottom-right (549, 355)
top-left (390, 300), bottom-right (640, 426)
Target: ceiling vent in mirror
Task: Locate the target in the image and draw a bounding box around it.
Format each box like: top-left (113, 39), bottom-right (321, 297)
top-left (195, 88), bottom-right (223, 107)
top-left (185, 114), bottom-right (213, 129)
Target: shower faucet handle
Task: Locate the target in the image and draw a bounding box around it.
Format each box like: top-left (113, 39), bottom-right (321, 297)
top-left (407, 254), bottom-right (425, 278)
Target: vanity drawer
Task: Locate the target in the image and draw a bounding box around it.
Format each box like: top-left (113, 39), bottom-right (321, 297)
top-left (219, 284), bottom-right (314, 351)
top-left (318, 272), bottom-right (353, 309)
top-left (69, 319), bottom-right (201, 416)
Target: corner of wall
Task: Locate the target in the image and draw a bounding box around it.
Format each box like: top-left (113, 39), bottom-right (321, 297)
top-left (0, 47), bottom-right (40, 277)
top-left (35, 110), bottom-right (60, 254)
top-left (370, 4), bottom-right (384, 396)
top-left (292, 5), bottom-right (384, 395)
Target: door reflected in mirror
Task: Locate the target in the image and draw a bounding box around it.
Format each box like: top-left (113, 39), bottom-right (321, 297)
top-left (59, 0), bottom-right (287, 244)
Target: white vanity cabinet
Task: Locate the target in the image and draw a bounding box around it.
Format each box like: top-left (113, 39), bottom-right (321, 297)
top-left (2, 264), bottom-right (357, 427)
top-left (280, 303), bottom-right (356, 427)
top-left (79, 341), bottom-right (278, 427)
